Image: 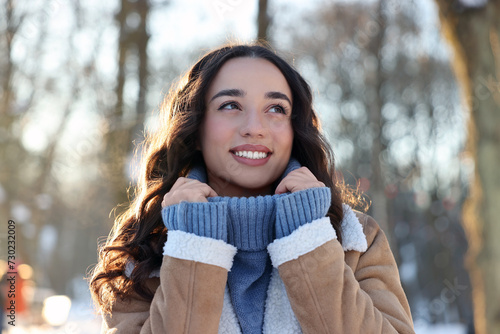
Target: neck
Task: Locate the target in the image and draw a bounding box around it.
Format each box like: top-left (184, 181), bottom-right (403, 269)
top-left (207, 173), bottom-right (273, 197)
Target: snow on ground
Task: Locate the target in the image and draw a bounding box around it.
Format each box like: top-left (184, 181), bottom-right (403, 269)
top-left (4, 321), bottom-right (468, 334)
top-left (415, 322), bottom-right (467, 334)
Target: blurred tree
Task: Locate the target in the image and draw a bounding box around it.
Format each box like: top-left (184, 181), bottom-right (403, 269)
top-left (365, 0), bottom-right (389, 236)
top-left (257, 0), bottom-right (270, 42)
top-left (0, 0), bottom-right (108, 296)
top-left (0, 0), bottom-right (144, 302)
top-left (273, 0), bottom-right (473, 327)
top-left (434, 1), bottom-right (500, 333)
top-left (1, 0), bottom-right (34, 263)
top-left (104, 0), bottom-right (151, 207)
top-left (1, 0), bottom-right (28, 239)
top-left (0, 0), bottom-right (78, 266)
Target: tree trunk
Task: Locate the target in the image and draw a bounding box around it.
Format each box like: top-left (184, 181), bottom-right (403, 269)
top-left (434, 1), bottom-right (500, 333)
top-left (257, 0), bottom-right (270, 42)
top-left (105, 0), bottom-right (150, 206)
top-left (367, 0), bottom-right (392, 244)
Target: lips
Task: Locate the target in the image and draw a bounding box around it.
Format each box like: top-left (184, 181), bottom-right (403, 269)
top-left (229, 144), bottom-right (272, 154)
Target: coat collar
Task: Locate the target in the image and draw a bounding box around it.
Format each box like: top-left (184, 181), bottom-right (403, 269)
top-left (341, 204), bottom-right (368, 252)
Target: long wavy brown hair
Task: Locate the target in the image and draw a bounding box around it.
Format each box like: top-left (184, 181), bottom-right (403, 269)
top-left (89, 42), bottom-right (366, 314)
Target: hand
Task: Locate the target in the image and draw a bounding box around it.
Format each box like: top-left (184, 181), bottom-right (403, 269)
top-left (161, 177), bottom-right (218, 208)
top-left (275, 167), bottom-right (326, 194)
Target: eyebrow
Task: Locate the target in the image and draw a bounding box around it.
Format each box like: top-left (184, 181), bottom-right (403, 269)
top-left (209, 89), bottom-right (292, 105)
top-left (209, 89), bottom-right (244, 102)
top-left (265, 91), bottom-right (292, 105)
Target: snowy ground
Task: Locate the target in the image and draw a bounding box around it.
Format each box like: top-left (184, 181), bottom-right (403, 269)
top-left (2, 293), bottom-right (468, 334)
top-left (2, 321), bottom-right (468, 334)
top-left (3, 318), bottom-right (101, 334)
top-left (2, 300), bottom-right (101, 334)
top-left (415, 323), bottom-right (467, 334)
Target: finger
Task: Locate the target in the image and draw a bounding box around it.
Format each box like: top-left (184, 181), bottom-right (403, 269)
top-left (275, 169), bottom-right (307, 194)
top-left (293, 167), bottom-right (314, 177)
top-left (275, 170), bottom-right (325, 194)
top-left (199, 183), bottom-right (218, 198)
top-left (180, 180), bottom-right (217, 197)
top-left (162, 178), bottom-right (198, 207)
top-left (168, 183), bottom-right (218, 205)
top-left (170, 177), bottom-right (193, 191)
top-left (275, 179), bottom-right (291, 194)
top-left (182, 186), bottom-right (216, 202)
top-left (206, 186), bottom-right (219, 198)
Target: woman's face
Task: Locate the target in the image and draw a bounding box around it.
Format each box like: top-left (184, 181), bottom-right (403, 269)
top-left (200, 57), bottom-right (294, 197)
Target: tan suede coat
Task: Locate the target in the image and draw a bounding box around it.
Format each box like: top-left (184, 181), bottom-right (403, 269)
top-left (101, 212), bottom-right (414, 333)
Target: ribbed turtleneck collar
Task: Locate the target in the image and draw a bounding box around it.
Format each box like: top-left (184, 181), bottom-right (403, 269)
top-left (186, 157), bottom-right (301, 251)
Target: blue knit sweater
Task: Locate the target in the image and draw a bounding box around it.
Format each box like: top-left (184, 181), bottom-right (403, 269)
top-left (161, 158), bottom-right (331, 333)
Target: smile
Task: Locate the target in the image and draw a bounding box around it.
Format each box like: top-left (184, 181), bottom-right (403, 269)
top-left (233, 151), bottom-right (270, 159)
top-left (230, 151), bottom-right (272, 166)
top-left (229, 144), bottom-right (272, 166)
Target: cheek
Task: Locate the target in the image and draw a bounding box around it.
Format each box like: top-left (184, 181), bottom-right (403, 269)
top-left (271, 121), bottom-right (294, 149)
top-left (202, 117), bottom-right (235, 148)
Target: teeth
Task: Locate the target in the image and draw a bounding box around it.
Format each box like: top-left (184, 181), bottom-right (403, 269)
top-left (233, 151), bottom-right (268, 159)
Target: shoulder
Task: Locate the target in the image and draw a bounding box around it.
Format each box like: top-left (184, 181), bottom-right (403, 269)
top-left (353, 211), bottom-right (381, 238)
top-left (351, 210), bottom-right (395, 260)
top-left (349, 209), bottom-right (390, 253)
top-left (343, 210), bottom-right (398, 275)
top-left (108, 277), bottom-right (160, 314)
top-left (104, 260), bottom-right (161, 314)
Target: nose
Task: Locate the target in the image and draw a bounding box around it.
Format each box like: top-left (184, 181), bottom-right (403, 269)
top-left (240, 109), bottom-right (267, 137)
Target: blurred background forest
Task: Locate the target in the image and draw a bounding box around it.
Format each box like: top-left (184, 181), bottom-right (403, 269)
top-left (1, 0), bottom-right (500, 333)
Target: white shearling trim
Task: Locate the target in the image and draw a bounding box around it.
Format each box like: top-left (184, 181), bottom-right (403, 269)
top-left (263, 268), bottom-right (302, 333)
top-left (218, 287), bottom-right (242, 334)
top-left (124, 260), bottom-right (134, 277)
top-left (150, 268), bottom-right (160, 277)
top-left (267, 217), bottom-right (336, 268)
top-left (163, 230), bottom-right (237, 271)
top-left (218, 270), bottom-right (301, 334)
top-left (124, 260), bottom-right (160, 278)
top-left (341, 204), bottom-right (368, 252)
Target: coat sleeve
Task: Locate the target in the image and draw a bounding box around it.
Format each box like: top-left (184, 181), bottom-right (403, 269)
top-left (101, 230), bottom-right (237, 333)
top-left (268, 213), bottom-right (415, 334)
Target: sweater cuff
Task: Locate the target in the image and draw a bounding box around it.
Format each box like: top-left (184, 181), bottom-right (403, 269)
top-left (275, 187), bottom-right (331, 238)
top-left (164, 230), bottom-right (237, 271)
top-left (162, 201), bottom-right (228, 242)
top-left (267, 217), bottom-right (336, 267)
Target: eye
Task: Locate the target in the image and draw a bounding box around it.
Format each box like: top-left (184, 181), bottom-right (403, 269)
top-left (268, 103), bottom-right (288, 115)
top-left (218, 101), bottom-right (240, 111)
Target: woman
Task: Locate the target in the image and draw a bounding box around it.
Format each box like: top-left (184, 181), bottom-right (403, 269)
top-left (89, 43), bottom-right (415, 333)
